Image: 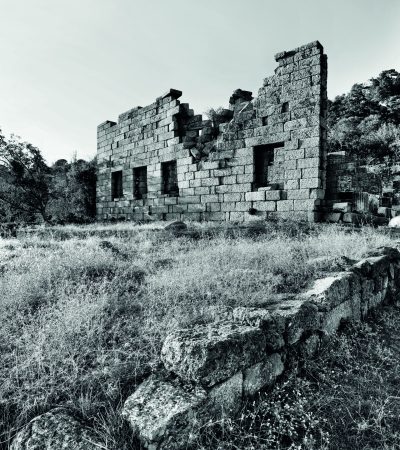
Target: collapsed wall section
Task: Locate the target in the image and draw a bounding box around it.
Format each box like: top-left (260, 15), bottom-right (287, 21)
top-left (96, 41), bottom-right (328, 222)
top-left (324, 151), bottom-right (400, 224)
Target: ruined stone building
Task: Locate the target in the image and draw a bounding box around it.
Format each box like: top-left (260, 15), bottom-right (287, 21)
top-left (325, 151), bottom-right (400, 222)
top-left (96, 41), bottom-right (329, 222)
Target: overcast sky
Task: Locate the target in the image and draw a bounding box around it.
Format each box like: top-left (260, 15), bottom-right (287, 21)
top-left (1, 0), bottom-right (399, 164)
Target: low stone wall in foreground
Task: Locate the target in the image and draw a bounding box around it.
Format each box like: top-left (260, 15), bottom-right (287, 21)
top-left (122, 246), bottom-right (400, 449)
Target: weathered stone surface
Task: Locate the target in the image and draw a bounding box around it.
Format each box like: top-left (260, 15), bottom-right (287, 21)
top-left (122, 375), bottom-right (207, 450)
top-left (243, 353), bottom-right (284, 396)
top-left (229, 89), bottom-right (253, 106)
top-left (97, 41), bottom-right (327, 223)
top-left (232, 306), bottom-right (271, 326)
top-left (299, 334), bottom-right (321, 357)
top-left (389, 216), bottom-right (400, 227)
top-left (275, 299), bottom-right (320, 345)
top-left (232, 307), bottom-right (285, 350)
top-left (161, 322), bottom-right (266, 386)
top-left (233, 299), bottom-right (320, 348)
top-left (361, 278), bottom-right (375, 317)
top-left (302, 273), bottom-right (351, 310)
top-left (367, 246), bottom-right (400, 261)
top-left (351, 258), bottom-right (373, 276)
top-left (331, 202), bottom-right (351, 212)
top-left (324, 212), bottom-right (342, 223)
top-left (348, 272), bottom-right (362, 321)
top-left (122, 250), bottom-right (400, 450)
top-left (10, 409), bottom-right (102, 450)
top-left (161, 88), bottom-right (183, 99)
top-left (208, 371), bottom-right (243, 416)
top-left (321, 300), bottom-right (353, 335)
top-left (378, 206), bottom-right (391, 217)
top-left (365, 255), bottom-right (390, 276)
top-left (256, 299), bottom-right (320, 346)
top-left (342, 212), bottom-right (363, 224)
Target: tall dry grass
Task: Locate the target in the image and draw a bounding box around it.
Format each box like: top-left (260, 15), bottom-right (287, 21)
top-left (0, 223), bottom-right (393, 448)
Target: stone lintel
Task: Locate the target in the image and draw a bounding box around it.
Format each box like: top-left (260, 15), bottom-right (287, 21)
top-left (162, 88), bottom-right (183, 100)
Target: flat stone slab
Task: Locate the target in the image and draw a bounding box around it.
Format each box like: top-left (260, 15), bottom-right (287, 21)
top-left (301, 273), bottom-right (351, 309)
top-left (161, 322), bottom-right (266, 387)
top-left (233, 298), bottom-right (320, 348)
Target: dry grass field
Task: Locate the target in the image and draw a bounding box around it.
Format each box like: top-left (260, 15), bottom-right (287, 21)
top-left (0, 221), bottom-right (396, 449)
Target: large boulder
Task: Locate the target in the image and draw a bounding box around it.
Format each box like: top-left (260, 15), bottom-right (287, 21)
top-left (10, 408), bottom-right (102, 450)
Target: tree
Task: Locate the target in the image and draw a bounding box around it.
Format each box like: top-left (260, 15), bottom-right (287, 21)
top-left (328, 117), bottom-right (361, 155)
top-left (328, 69), bottom-right (400, 163)
top-left (373, 69), bottom-right (400, 100)
top-left (0, 130), bottom-right (51, 222)
top-left (47, 157), bottom-right (96, 223)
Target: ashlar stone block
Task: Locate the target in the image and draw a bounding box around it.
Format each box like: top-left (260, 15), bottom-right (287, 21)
top-left (161, 322), bottom-right (266, 387)
top-left (122, 376), bottom-right (207, 450)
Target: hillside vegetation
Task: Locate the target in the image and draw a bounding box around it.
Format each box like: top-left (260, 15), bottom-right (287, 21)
top-left (0, 222), bottom-right (394, 449)
top-left (328, 69), bottom-right (400, 163)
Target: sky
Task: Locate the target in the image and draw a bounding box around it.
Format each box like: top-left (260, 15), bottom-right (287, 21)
top-left (0, 0), bottom-right (399, 164)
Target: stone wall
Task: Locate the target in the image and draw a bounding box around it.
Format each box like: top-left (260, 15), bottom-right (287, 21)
top-left (326, 152), bottom-right (382, 196)
top-left (97, 41), bottom-right (328, 222)
top-left (121, 246), bottom-right (400, 449)
top-left (324, 152), bottom-right (400, 223)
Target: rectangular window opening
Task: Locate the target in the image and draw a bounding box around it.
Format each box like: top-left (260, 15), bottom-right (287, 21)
top-left (253, 143), bottom-right (283, 189)
top-left (111, 170), bottom-right (123, 200)
top-left (281, 102), bottom-right (289, 113)
top-left (161, 160), bottom-right (179, 196)
top-left (133, 166), bottom-right (148, 199)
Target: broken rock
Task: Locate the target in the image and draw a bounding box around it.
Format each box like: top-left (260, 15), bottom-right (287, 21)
top-left (243, 353), bottom-right (284, 396)
top-left (207, 371), bottom-right (243, 416)
top-left (10, 408), bottom-right (102, 450)
top-left (122, 375), bottom-right (207, 450)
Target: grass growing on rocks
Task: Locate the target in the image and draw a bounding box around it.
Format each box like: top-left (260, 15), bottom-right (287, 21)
top-left (0, 222), bottom-right (393, 448)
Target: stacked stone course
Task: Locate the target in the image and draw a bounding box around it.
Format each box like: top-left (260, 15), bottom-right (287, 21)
top-left (97, 41), bottom-right (328, 222)
top-left (121, 246), bottom-right (400, 449)
top-left (324, 151), bottom-right (400, 223)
